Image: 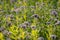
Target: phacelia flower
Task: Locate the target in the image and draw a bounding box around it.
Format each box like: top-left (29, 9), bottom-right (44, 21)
top-left (51, 10), bottom-right (58, 16)
top-left (20, 24), bottom-right (27, 29)
top-left (24, 21), bottom-right (31, 26)
top-left (2, 30), bottom-right (11, 36)
top-left (31, 26), bottom-right (36, 30)
top-left (50, 35), bottom-right (57, 40)
top-left (55, 21), bottom-right (60, 25)
top-left (31, 14), bottom-right (39, 19)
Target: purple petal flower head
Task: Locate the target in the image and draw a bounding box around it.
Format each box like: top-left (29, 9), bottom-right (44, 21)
top-left (55, 21), bottom-right (60, 25)
top-left (2, 30), bottom-right (8, 35)
top-left (50, 35), bottom-right (57, 40)
top-left (38, 37), bottom-right (44, 40)
top-left (31, 14), bottom-right (39, 19)
top-left (20, 24), bottom-right (27, 29)
top-left (24, 21), bottom-right (31, 26)
top-left (31, 25), bottom-right (36, 30)
top-left (51, 10), bottom-right (58, 16)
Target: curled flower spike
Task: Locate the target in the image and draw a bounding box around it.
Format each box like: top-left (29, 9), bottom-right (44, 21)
top-left (31, 14), bottom-right (39, 19)
top-left (51, 10), bottom-right (58, 16)
top-left (38, 37), bottom-right (44, 40)
top-left (24, 21), bottom-right (31, 26)
top-left (55, 21), bottom-right (60, 25)
top-left (20, 24), bottom-right (27, 29)
top-left (31, 26), bottom-right (36, 30)
top-left (2, 30), bottom-right (12, 36)
top-left (50, 35), bottom-right (57, 40)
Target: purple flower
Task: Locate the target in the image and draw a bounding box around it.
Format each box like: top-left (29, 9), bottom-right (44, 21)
top-left (2, 30), bottom-right (12, 36)
top-left (31, 14), bottom-right (39, 19)
top-left (31, 26), bottom-right (36, 30)
top-left (50, 35), bottom-right (57, 40)
top-left (51, 10), bottom-right (58, 16)
top-left (24, 21), bottom-right (31, 26)
top-left (55, 21), bottom-right (60, 25)
top-left (20, 24), bottom-right (27, 29)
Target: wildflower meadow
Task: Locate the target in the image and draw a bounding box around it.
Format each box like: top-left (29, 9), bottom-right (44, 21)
top-left (0, 0), bottom-right (60, 40)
